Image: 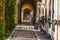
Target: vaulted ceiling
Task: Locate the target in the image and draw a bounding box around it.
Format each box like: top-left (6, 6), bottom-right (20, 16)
top-left (19, 0), bottom-right (37, 10)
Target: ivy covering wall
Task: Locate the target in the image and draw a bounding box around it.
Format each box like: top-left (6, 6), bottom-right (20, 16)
top-left (0, 0), bottom-right (5, 40)
top-left (5, 0), bottom-right (16, 37)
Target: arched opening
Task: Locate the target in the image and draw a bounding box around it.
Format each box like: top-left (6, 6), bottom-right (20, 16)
top-left (21, 4), bottom-right (34, 25)
top-left (17, 0), bottom-right (37, 25)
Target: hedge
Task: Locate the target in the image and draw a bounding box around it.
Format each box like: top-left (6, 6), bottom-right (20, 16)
top-left (5, 0), bottom-right (16, 37)
top-left (0, 0), bottom-right (5, 40)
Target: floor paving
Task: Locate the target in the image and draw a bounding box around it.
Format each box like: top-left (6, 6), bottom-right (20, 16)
top-left (36, 31), bottom-right (52, 40)
top-left (6, 25), bottom-right (52, 40)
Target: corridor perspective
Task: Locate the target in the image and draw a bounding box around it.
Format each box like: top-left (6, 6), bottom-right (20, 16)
top-left (5, 0), bottom-right (59, 40)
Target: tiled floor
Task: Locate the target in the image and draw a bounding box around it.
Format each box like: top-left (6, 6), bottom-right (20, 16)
top-left (36, 31), bottom-right (52, 40)
top-left (7, 30), bottom-right (52, 40)
top-left (7, 30), bottom-right (38, 40)
top-left (6, 25), bottom-right (52, 40)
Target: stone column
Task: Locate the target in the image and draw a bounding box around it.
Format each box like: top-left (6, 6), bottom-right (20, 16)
top-left (46, 0), bottom-right (50, 34)
top-left (58, 0), bottom-right (60, 40)
top-left (15, 0), bottom-right (20, 24)
top-left (36, 2), bottom-right (41, 22)
top-left (55, 0), bottom-right (59, 40)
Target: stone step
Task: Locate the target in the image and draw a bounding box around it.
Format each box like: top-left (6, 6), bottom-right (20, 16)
top-left (10, 37), bottom-right (38, 40)
top-left (12, 30), bottom-right (37, 38)
top-left (16, 25), bottom-right (34, 30)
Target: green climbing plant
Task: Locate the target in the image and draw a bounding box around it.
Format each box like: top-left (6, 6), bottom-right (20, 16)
top-left (5, 0), bottom-right (16, 37)
top-left (0, 0), bottom-right (5, 40)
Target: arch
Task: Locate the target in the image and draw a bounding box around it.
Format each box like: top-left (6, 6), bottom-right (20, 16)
top-left (21, 4), bottom-right (34, 23)
top-left (16, 0), bottom-right (37, 24)
top-left (21, 4), bottom-right (34, 11)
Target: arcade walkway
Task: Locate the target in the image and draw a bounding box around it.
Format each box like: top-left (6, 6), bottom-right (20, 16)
top-left (6, 25), bottom-right (52, 40)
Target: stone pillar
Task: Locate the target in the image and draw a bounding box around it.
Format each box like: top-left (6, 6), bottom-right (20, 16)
top-left (15, 0), bottom-right (20, 24)
top-left (46, 0), bottom-right (50, 34)
top-left (55, 0), bottom-right (59, 40)
top-left (21, 10), bottom-right (23, 22)
top-left (58, 0), bottom-right (60, 40)
top-left (30, 11), bottom-right (34, 22)
top-left (40, 3), bottom-right (42, 18)
top-left (36, 2), bottom-right (41, 22)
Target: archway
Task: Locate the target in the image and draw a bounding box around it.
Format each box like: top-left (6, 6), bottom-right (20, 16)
top-left (21, 4), bottom-right (34, 25)
top-left (17, 0), bottom-right (37, 25)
